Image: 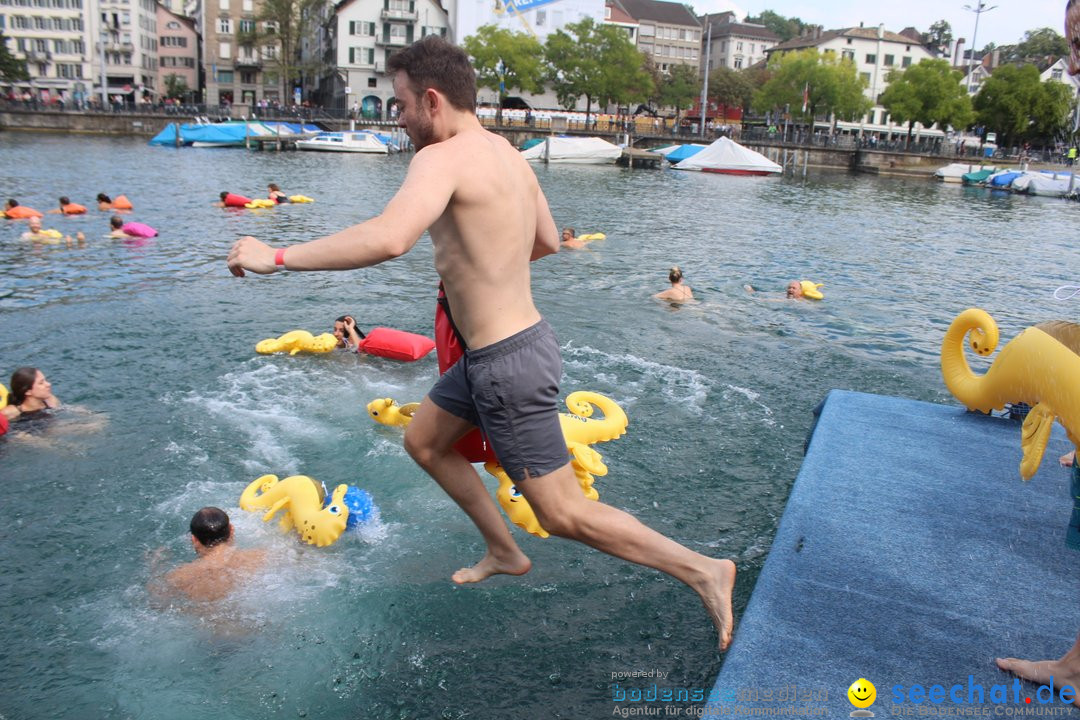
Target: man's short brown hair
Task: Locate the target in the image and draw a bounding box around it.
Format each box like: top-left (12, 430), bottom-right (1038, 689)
top-left (387, 35), bottom-right (477, 112)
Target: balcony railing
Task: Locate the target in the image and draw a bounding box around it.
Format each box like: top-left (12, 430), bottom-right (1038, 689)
top-left (380, 8), bottom-right (417, 21)
top-left (375, 34), bottom-right (409, 48)
top-left (235, 55), bottom-right (262, 67)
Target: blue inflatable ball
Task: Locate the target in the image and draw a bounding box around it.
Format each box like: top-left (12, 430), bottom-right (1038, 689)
top-left (342, 486), bottom-right (376, 529)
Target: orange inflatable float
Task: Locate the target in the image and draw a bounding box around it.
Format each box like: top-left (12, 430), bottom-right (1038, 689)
top-left (4, 205), bottom-right (43, 219)
top-left (112, 195), bottom-right (133, 210)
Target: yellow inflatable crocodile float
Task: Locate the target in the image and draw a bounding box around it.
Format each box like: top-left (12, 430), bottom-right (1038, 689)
top-left (366, 391), bottom-right (628, 537)
top-left (239, 474), bottom-right (349, 546)
top-left (941, 308), bottom-right (1080, 480)
top-left (256, 330), bottom-right (338, 355)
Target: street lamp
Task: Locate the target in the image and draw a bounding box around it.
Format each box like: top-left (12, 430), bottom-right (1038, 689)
top-left (963, 1), bottom-right (997, 94)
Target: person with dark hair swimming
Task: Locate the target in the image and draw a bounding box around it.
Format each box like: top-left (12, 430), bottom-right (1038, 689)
top-left (333, 314), bottom-right (367, 352)
top-left (2, 367), bottom-right (60, 422)
top-left (158, 507), bottom-right (266, 603)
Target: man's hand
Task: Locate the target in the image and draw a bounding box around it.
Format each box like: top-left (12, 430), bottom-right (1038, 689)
top-left (227, 235), bottom-right (277, 277)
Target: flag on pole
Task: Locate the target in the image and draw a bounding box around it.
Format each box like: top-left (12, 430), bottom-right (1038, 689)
top-left (801, 83), bottom-right (809, 113)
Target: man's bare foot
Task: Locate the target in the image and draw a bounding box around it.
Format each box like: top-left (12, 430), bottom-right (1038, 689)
top-left (1061, 450), bottom-right (1076, 467)
top-left (451, 550), bottom-right (532, 584)
top-left (697, 558), bottom-right (737, 651)
top-left (995, 655), bottom-right (1080, 708)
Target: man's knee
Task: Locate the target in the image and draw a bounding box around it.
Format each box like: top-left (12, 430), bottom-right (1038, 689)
top-left (403, 425), bottom-right (432, 466)
top-left (530, 497), bottom-right (591, 539)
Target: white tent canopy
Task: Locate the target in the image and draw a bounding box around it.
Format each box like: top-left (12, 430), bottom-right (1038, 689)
top-left (673, 137), bottom-right (781, 175)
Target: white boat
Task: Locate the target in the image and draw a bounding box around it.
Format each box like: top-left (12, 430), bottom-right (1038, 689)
top-left (672, 137), bottom-right (781, 175)
top-left (933, 162), bottom-right (995, 183)
top-left (296, 131), bottom-right (391, 154)
top-left (519, 136), bottom-right (623, 164)
top-left (1019, 171), bottom-right (1076, 197)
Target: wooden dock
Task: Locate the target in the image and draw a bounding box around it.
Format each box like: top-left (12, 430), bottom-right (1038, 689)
top-left (244, 133), bottom-right (317, 151)
top-left (618, 147), bottom-right (663, 169)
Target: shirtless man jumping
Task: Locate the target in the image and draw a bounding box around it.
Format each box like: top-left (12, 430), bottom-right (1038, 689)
top-left (226, 36), bottom-right (736, 649)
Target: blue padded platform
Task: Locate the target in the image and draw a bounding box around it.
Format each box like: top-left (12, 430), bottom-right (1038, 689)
top-left (708, 390), bottom-right (1080, 717)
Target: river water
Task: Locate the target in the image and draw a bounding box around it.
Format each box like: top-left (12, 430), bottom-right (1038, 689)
top-left (0, 132), bottom-right (1075, 719)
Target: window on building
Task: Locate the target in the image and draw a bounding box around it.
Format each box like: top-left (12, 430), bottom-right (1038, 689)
top-left (217, 17), bottom-right (232, 32)
top-left (846, 37), bottom-right (852, 44)
top-left (883, 54), bottom-right (894, 66)
top-left (842, 49), bottom-right (854, 60)
top-left (364, 47), bottom-right (373, 63)
top-left (860, 71), bottom-right (870, 83)
top-left (239, 19), bottom-right (254, 32)
top-left (263, 20), bottom-right (278, 33)
top-left (734, 58), bottom-right (742, 69)
top-left (534, 9), bottom-right (544, 26)
top-left (242, 0), bottom-right (251, 9)
top-left (241, 70), bottom-right (255, 83)
top-left (219, 40), bottom-right (231, 57)
top-left (217, 69), bottom-right (233, 83)
top-left (736, 41), bottom-right (742, 51)
top-left (389, 23), bottom-right (406, 40)
top-left (1053, 68), bottom-right (1064, 80)
top-left (901, 56), bottom-right (911, 67)
top-left (218, 0), bottom-right (227, 9)
top-left (639, 23), bottom-right (653, 36)
top-left (166, 20), bottom-right (179, 28)
top-left (367, 77), bottom-right (376, 87)
top-left (865, 53), bottom-right (876, 64)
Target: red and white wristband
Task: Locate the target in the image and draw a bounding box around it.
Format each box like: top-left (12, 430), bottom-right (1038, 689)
top-left (274, 247), bottom-right (288, 268)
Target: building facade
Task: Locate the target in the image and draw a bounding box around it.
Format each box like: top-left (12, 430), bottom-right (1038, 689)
top-left (92, 0), bottom-right (160, 104)
top-left (699, 11), bottom-right (777, 72)
top-left (0, 0), bottom-right (90, 102)
top-left (203, 0), bottom-right (285, 106)
top-left (156, 2), bottom-right (197, 100)
top-left (613, 0), bottom-right (698, 74)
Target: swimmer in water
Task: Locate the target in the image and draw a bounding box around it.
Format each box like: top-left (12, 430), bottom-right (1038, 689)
top-left (2, 366), bottom-right (60, 422)
top-left (654, 266), bottom-right (694, 302)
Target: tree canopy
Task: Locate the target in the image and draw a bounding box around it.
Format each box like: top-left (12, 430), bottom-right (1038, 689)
top-left (256, 0), bottom-right (324, 103)
top-left (163, 73), bottom-right (192, 101)
top-left (753, 49), bottom-right (870, 122)
top-left (707, 66), bottom-right (754, 112)
top-left (926, 20), bottom-right (952, 56)
top-left (0, 31), bottom-right (29, 84)
top-left (545, 18), bottom-right (652, 121)
top-left (463, 25), bottom-right (544, 121)
top-left (742, 10), bottom-right (812, 42)
top-left (656, 63), bottom-right (698, 118)
top-left (879, 59), bottom-right (973, 144)
top-left (974, 63), bottom-right (1075, 145)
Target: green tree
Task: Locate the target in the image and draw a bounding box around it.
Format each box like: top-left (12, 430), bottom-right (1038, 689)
top-left (708, 66), bottom-right (754, 112)
top-left (742, 10), bottom-right (810, 42)
top-left (463, 25), bottom-right (545, 125)
top-left (1011, 28), bottom-right (1069, 61)
top-left (657, 63), bottom-right (698, 122)
top-left (164, 73), bottom-right (192, 101)
top-left (753, 49), bottom-right (870, 123)
top-left (545, 18), bottom-right (652, 123)
top-left (926, 20), bottom-right (952, 56)
top-left (974, 63), bottom-right (1075, 145)
top-left (0, 31), bottom-right (29, 84)
top-left (255, 0), bottom-right (325, 104)
top-left (879, 59), bottom-right (973, 146)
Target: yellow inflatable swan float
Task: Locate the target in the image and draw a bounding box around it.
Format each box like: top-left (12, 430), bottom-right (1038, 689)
top-left (367, 391), bottom-right (628, 537)
top-left (941, 308), bottom-right (1080, 480)
top-left (256, 330), bottom-right (338, 355)
top-left (240, 474), bottom-right (349, 546)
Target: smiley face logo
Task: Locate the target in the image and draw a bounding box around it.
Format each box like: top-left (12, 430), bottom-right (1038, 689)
top-left (847, 678), bottom-right (876, 709)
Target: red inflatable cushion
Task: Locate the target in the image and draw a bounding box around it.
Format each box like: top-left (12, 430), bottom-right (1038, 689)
top-left (0, 413), bottom-right (8, 436)
top-left (224, 193), bottom-right (252, 208)
top-left (358, 327), bottom-right (435, 362)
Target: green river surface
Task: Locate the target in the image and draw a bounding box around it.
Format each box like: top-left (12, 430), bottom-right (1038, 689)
top-left (0, 132), bottom-right (1075, 719)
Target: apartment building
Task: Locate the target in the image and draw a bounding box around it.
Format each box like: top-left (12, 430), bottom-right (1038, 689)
top-left (0, 0), bottom-right (90, 101)
top-left (92, 0), bottom-right (159, 102)
top-left (699, 11), bottom-right (778, 72)
top-left (766, 25), bottom-right (935, 125)
top-left (203, 0), bottom-right (283, 106)
top-left (453, 0), bottom-right (604, 45)
top-left (603, 0), bottom-right (635, 42)
top-left (156, 1), bottom-right (196, 99)
top-left (613, 0), bottom-right (699, 74)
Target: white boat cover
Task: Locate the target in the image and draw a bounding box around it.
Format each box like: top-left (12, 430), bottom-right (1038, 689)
top-left (519, 136), bottom-right (623, 164)
top-left (933, 162), bottom-right (995, 181)
top-left (1022, 172), bottom-right (1076, 197)
top-left (672, 137), bottom-right (781, 174)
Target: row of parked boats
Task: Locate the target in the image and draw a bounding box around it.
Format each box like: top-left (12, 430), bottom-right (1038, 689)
top-left (519, 135), bottom-right (782, 175)
top-left (934, 162), bottom-right (1078, 197)
top-left (148, 120), bottom-right (404, 153)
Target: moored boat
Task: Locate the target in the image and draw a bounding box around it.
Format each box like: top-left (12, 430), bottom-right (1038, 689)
top-left (672, 137), bottom-right (781, 175)
top-left (296, 131), bottom-right (393, 154)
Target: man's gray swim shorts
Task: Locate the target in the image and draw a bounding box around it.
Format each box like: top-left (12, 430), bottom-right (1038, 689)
top-left (429, 320), bottom-right (568, 481)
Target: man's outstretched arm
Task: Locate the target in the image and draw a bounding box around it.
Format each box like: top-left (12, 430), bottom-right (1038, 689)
top-left (228, 150), bottom-right (455, 276)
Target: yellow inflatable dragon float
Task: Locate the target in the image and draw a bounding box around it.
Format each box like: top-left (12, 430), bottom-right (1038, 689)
top-left (239, 474), bottom-right (350, 546)
top-left (366, 391), bottom-right (628, 537)
top-left (941, 308), bottom-right (1080, 480)
top-left (255, 330), bottom-right (338, 355)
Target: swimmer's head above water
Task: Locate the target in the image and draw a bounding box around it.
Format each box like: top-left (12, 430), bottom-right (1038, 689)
top-left (190, 506), bottom-right (232, 550)
top-left (786, 281), bottom-right (803, 299)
